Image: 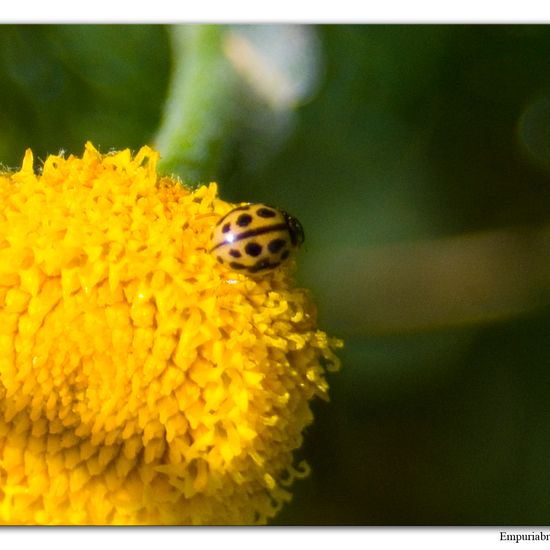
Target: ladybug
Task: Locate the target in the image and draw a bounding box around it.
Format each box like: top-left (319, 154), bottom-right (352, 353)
top-left (209, 203), bottom-right (305, 275)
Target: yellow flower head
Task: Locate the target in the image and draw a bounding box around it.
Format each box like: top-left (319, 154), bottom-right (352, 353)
top-left (0, 143), bottom-right (341, 525)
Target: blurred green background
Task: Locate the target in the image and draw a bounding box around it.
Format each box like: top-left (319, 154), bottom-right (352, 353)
top-left (1, 24), bottom-right (550, 525)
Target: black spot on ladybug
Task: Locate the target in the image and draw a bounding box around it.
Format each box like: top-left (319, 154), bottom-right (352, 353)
top-left (245, 242), bottom-right (262, 257)
top-left (229, 249), bottom-right (242, 258)
top-left (257, 207), bottom-right (277, 218)
top-left (222, 223), bottom-right (231, 233)
top-left (281, 250), bottom-right (290, 261)
top-left (250, 259), bottom-right (271, 272)
top-left (215, 205), bottom-right (250, 226)
top-left (250, 259), bottom-right (280, 273)
top-left (229, 262), bottom-right (246, 270)
top-left (268, 238), bottom-right (286, 254)
top-left (237, 214), bottom-right (253, 227)
top-left (217, 256), bottom-right (223, 263)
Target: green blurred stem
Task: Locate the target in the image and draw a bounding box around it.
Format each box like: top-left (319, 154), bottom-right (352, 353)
top-left (155, 25), bottom-right (237, 185)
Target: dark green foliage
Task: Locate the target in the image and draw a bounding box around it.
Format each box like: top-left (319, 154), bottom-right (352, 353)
top-left (0, 25), bottom-right (170, 166)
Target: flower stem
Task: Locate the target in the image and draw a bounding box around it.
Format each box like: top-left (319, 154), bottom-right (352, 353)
top-left (155, 25), bottom-right (237, 185)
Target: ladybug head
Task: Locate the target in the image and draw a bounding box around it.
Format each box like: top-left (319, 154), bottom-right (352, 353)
top-left (283, 211), bottom-right (305, 248)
